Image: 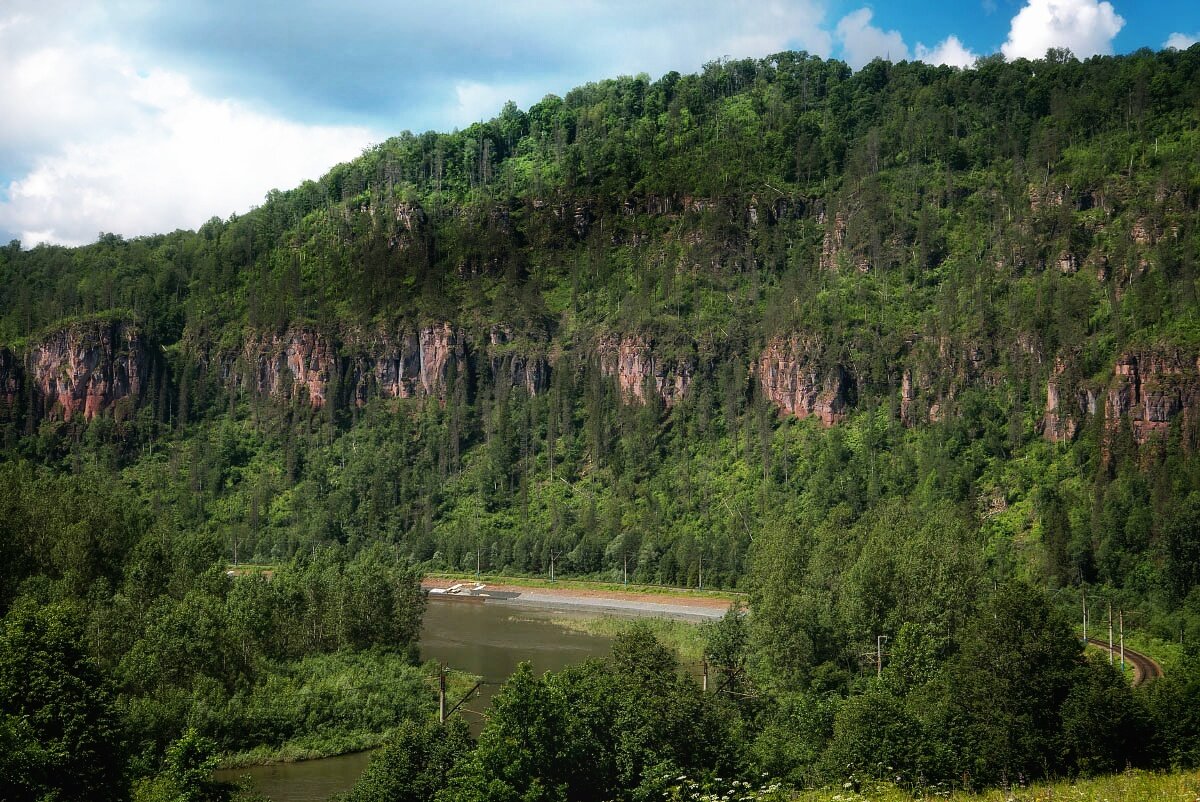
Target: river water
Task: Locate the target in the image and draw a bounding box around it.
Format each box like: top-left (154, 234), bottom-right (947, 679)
top-left (216, 599), bottom-right (616, 802)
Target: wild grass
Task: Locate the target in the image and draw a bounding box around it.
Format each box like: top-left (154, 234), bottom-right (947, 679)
top-left (548, 614), bottom-right (709, 662)
top-left (785, 769), bottom-right (1200, 801)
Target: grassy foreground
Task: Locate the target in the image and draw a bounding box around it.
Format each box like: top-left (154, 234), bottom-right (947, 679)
top-left (673, 770), bottom-right (1200, 801)
top-left (786, 770), bottom-right (1200, 801)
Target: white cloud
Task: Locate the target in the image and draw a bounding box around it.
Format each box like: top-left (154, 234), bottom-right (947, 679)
top-left (1164, 32), bottom-right (1199, 50)
top-left (1001, 0), bottom-right (1124, 61)
top-left (834, 8), bottom-right (977, 71)
top-left (0, 8), bottom-right (376, 245)
top-left (591, 1), bottom-right (833, 77)
top-left (915, 35), bottom-right (980, 68)
top-left (835, 8), bottom-right (909, 68)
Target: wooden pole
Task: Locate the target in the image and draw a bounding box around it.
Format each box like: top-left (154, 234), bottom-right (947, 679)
top-left (438, 665), bottom-right (446, 724)
top-left (1082, 589), bottom-right (1088, 643)
top-left (1119, 610), bottom-right (1125, 671)
top-left (1108, 603), bottom-right (1114, 665)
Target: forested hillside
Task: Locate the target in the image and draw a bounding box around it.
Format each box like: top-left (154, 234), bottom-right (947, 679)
top-left (3, 45), bottom-right (1200, 799)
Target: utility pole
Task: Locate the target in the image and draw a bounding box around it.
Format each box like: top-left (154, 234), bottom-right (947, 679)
top-left (438, 664), bottom-right (447, 724)
top-left (1119, 609), bottom-right (1125, 671)
top-left (475, 547), bottom-right (481, 580)
top-left (549, 549), bottom-right (558, 582)
top-left (623, 551), bottom-right (628, 587)
top-left (1108, 602), bottom-right (1114, 665)
top-left (698, 554), bottom-right (703, 590)
top-left (1082, 589), bottom-right (1089, 644)
top-left (876, 635), bottom-right (889, 679)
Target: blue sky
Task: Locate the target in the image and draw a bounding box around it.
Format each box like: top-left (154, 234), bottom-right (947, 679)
top-left (1, 0), bottom-right (1197, 246)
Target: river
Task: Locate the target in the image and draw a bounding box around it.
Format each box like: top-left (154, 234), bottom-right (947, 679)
top-left (216, 598), bottom-right (616, 802)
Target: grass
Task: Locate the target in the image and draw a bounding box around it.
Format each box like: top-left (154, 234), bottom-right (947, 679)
top-left (547, 614), bottom-right (710, 662)
top-left (215, 654), bottom-right (479, 768)
top-left (671, 769), bottom-right (1200, 801)
top-left (777, 769), bottom-right (1200, 801)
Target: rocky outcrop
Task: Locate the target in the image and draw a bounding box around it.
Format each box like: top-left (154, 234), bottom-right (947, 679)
top-left (349, 326), bottom-right (460, 404)
top-left (1028, 183), bottom-right (1067, 213)
top-left (757, 337), bottom-right (852, 425)
top-left (597, 335), bottom-right (692, 407)
top-left (900, 369), bottom-right (917, 427)
top-left (233, 324), bottom-right (470, 409)
top-left (1041, 355), bottom-right (1098, 443)
top-left (25, 320), bottom-right (147, 421)
top-left (0, 347), bottom-right (19, 408)
top-left (487, 327), bottom-right (548, 397)
top-left (820, 209), bottom-right (848, 271)
top-left (1036, 346), bottom-right (1200, 445)
top-left (1104, 347), bottom-right (1200, 444)
top-left (238, 328), bottom-right (339, 407)
top-left (358, 323), bottom-right (460, 402)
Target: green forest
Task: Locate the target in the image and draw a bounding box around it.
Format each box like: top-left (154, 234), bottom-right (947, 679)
top-left (3, 44), bottom-right (1200, 800)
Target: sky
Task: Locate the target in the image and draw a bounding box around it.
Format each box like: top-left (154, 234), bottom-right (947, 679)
top-left (1, 0), bottom-right (1197, 247)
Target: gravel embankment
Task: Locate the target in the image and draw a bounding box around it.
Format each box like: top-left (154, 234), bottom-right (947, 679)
top-left (422, 580), bottom-right (733, 621)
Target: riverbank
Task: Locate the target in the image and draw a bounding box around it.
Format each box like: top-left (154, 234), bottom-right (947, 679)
top-left (422, 575), bottom-right (736, 621)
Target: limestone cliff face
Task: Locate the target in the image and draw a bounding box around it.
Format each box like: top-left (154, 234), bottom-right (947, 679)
top-left (25, 321), bottom-right (147, 421)
top-left (349, 323), bottom-right (463, 404)
top-left (757, 337), bottom-right (852, 425)
top-left (0, 347), bottom-right (19, 408)
top-left (596, 334), bottom-right (692, 407)
top-left (1041, 355), bottom-right (1098, 443)
top-left (898, 336), bottom-right (1005, 426)
top-left (1104, 347), bottom-right (1200, 444)
top-left (1035, 346), bottom-right (1200, 445)
top-left (229, 323), bottom-right (550, 408)
top-left (487, 327), bottom-right (548, 397)
top-left (238, 328), bottom-right (339, 407)
top-left (234, 324), bottom-right (470, 409)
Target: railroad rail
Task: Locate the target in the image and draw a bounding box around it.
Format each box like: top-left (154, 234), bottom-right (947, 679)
top-left (1086, 637), bottom-right (1163, 686)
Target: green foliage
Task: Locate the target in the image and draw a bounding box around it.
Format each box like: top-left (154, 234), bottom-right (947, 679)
top-left (131, 728), bottom-right (231, 802)
top-left (340, 717), bottom-right (472, 802)
top-left (946, 581), bottom-right (1084, 786)
top-left (438, 625), bottom-right (741, 802)
top-left (0, 600), bottom-right (128, 802)
top-left (4, 46), bottom-right (1200, 798)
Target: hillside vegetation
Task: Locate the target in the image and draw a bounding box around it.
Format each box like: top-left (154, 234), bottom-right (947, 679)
top-left (2, 46), bottom-right (1200, 800)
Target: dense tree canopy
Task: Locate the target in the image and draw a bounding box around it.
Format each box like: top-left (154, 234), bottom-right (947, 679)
top-left (2, 45), bottom-right (1200, 798)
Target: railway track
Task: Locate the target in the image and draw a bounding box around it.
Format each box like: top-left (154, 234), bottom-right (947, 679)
top-left (1086, 637), bottom-right (1163, 686)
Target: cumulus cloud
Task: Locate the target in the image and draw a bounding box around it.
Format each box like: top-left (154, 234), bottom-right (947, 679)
top-left (0, 0), bottom-right (839, 244)
top-left (1164, 32), bottom-right (1199, 50)
top-left (915, 35), bottom-right (980, 68)
top-left (834, 8), bottom-right (976, 70)
top-left (1001, 0), bottom-right (1124, 61)
top-left (132, 1), bottom-right (833, 135)
top-left (0, 8), bottom-right (376, 245)
top-left (836, 8), bottom-right (909, 68)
